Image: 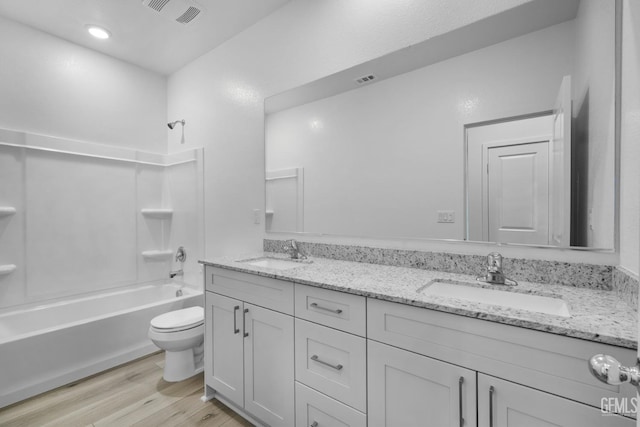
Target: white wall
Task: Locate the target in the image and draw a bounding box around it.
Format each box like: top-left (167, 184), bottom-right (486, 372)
top-left (265, 21), bottom-right (574, 240)
top-left (0, 16), bottom-right (167, 153)
top-left (620, 0), bottom-right (640, 275)
top-left (168, 0), bottom-right (536, 257)
top-left (572, 0), bottom-right (616, 249)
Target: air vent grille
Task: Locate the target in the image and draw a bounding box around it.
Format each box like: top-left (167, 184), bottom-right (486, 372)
top-left (176, 6), bottom-right (201, 23)
top-left (355, 74), bottom-right (377, 85)
top-left (147, 0), bottom-right (171, 12)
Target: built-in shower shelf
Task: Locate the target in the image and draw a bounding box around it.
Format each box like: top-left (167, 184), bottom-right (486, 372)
top-left (142, 250), bottom-right (173, 260)
top-left (141, 208), bottom-right (173, 218)
top-left (0, 207), bottom-right (16, 217)
top-left (0, 264), bottom-right (16, 275)
top-left (265, 210), bottom-right (274, 216)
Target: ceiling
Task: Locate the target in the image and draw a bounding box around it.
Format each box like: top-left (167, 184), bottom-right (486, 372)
top-left (0, 0), bottom-right (291, 75)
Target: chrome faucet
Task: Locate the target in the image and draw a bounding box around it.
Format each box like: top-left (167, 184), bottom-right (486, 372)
top-left (169, 269), bottom-right (183, 279)
top-left (282, 239), bottom-right (306, 260)
top-left (476, 252), bottom-right (517, 286)
top-left (170, 247), bottom-right (186, 279)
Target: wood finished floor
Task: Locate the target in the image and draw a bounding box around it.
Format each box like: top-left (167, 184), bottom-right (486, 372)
top-left (0, 352), bottom-right (253, 427)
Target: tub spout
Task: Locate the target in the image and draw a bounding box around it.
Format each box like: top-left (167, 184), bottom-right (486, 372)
top-left (169, 269), bottom-right (183, 279)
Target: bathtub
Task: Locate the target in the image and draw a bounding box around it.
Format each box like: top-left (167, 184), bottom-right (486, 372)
top-left (0, 281), bottom-right (203, 409)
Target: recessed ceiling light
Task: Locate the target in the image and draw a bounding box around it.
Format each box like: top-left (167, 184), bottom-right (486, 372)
top-left (86, 25), bottom-right (111, 40)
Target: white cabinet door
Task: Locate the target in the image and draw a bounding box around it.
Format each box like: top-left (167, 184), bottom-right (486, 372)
top-left (205, 292), bottom-right (244, 408)
top-left (368, 340), bottom-right (477, 427)
top-left (244, 303), bottom-right (295, 427)
top-left (478, 374), bottom-right (635, 427)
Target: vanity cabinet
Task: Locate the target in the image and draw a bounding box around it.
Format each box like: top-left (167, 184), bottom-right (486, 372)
top-left (204, 263), bottom-right (636, 427)
top-left (368, 340), bottom-right (477, 427)
top-left (205, 267), bottom-right (294, 427)
top-left (367, 298), bottom-right (637, 427)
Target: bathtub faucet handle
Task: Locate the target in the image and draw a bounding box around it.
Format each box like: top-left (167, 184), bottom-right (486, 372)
top-left (175, 246), bottom-right (186, 263)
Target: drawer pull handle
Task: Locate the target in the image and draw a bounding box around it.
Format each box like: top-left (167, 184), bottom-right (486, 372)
top-left (310, 354), bottom-right (343, 371)
top-left (458, 376), bottom-right (464, 427)
top-left (243, 308), bottom-right (249, 338)
top-left (489, 385), bottom-right (495, 427)
top-left (310, 302), bottom-right (343, 314)
top-left (310, 422), bottom-right (318, 427)
top-left (233, 305), bottom-right (240, 334)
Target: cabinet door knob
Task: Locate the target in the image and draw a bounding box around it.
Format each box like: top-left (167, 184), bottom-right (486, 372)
top-left (589, 354), bottom-right (640, 387)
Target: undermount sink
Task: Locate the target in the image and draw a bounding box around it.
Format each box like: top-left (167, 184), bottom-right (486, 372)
top-left (420, 280), bottom-right (571, 317)
top-left (239, 257), bottom-right (311, 270)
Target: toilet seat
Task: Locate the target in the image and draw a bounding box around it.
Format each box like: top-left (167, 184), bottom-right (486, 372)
top-left (150, 306), bottom-right (204, 333)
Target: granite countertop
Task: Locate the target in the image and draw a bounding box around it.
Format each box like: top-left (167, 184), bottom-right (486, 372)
top-left (201, 253), bottom-right (638, 350)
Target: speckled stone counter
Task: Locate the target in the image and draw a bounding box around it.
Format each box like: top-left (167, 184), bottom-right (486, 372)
top-left (201, 253), bottom-right (638, 350)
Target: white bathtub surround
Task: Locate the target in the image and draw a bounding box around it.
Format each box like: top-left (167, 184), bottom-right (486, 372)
top-left (0, 129), bottom-right (204, 309)
top-left (0, 281), bottom-right (202, 409)
top-left (0, 264), bottom-right (16, 276)
top-left (264, 239), bottom-right (613, 290)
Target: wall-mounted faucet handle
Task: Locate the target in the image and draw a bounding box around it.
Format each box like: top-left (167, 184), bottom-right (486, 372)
top-left (175, 246), bottom-right (186, 263)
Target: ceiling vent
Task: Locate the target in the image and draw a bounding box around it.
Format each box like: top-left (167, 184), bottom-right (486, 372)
top-left (142, 0), bottom-right (204, 24)
top-left (355, 74), bottom-right (377, 85)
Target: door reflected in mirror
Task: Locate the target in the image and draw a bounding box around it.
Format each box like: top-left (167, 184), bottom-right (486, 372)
top-left (264, 0), bottom-right (617, 250)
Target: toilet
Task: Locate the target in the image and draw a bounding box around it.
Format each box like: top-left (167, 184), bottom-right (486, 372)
top-left (148, 306), bottom-right (205, 382)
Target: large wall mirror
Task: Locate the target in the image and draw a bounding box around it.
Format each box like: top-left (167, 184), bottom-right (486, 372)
top-left (264, 0), bottom-right (619, 250)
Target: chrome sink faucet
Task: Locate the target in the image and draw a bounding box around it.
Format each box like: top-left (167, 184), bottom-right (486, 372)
top-left (282, 239), bottom-right (307, 260)
top-left (477, 252), bottom-right (517, 286)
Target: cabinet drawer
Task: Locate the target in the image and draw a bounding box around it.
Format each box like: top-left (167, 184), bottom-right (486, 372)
top-left (206, 266), bottom-right (293, 315)
top-left (295, 284), bottom-right (366, 336)
top-left (295, 319), bottom-right (367, 412)
top-left (295, 382), bottom-right (366, 427)
top-left (367, 298), bottom-right (637, 413)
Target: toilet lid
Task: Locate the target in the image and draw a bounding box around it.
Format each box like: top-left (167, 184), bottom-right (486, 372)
top-left (151, 306), bottom-right (204, 330)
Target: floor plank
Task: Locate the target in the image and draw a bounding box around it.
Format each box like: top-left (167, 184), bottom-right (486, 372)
top-left (0, 353), bottom-right (252, 427)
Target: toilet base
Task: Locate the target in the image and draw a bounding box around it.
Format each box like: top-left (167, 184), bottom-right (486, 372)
top-left (163, 344), bottom-right (204, 382)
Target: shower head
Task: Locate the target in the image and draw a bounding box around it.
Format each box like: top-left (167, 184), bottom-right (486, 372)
top-left (167, 119), bottom-right (185, 129)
